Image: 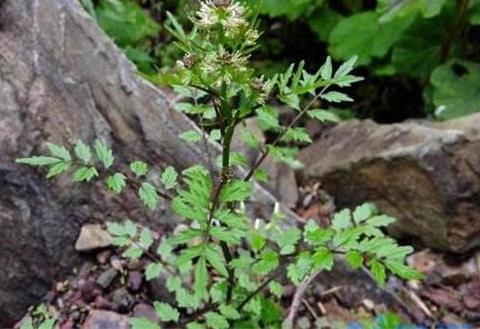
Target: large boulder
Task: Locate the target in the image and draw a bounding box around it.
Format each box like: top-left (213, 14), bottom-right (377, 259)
top-left (299, 115), bottom-right (480, 252)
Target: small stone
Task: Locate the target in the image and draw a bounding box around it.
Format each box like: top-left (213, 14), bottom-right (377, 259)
top-left (59, 319), bottom-right (74, 329)
top-left (96, 268), bottom-right (118, 289)
top-left (127, 271), bottom-right (143, 293)
top-left (147, 274), bottom-right (176, 305)
top-left (110, 256), bottom-right (124, 271)
top-left (83, 310), bottom-right (129, 329)
top-left (132, 303), bottom-right (158, 322)
top-left (80, 280), bottom-right (101, 302)
top-left (94, 295), bottom-right (115, 311)
top-left (75, 224), bottom-right (113, 252)
top-left (109, 288), bottom-right (135, 313)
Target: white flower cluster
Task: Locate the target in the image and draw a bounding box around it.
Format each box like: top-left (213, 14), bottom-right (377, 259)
top-left (196, 0), bottom-right (259, 45)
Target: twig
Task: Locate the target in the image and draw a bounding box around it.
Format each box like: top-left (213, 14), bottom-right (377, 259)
top-left (286, 269), bottom-right (323, 324)
top-left (407, 289), bottom-right (434, 319)
top-left (302, 299), bottom-right (319, 319)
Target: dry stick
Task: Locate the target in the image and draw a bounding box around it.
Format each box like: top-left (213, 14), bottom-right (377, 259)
top-left (286, 269), bottom-right (324, 324)
top-left (244, 86), bottom-right (329, 181)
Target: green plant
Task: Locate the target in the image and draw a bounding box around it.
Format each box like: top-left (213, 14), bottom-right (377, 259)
top-left (19, 304), bottom-right (56, 329)
top-left (17, 1), bottom-right (422, 328)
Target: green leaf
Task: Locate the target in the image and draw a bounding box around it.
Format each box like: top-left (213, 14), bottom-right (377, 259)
top-left (249, 233), bottom-right (266, 252)
top-left (168, 228), bottom-right (203, 246)
top-left (320, 56), bottom-right (332, 80)
top-left (279, 92), bottom-right (300, 110)
top-left (334, 56), bottom-right (358, 79)
top-left (252, 250), bottom-right (279, 275)
top-left (46, 162), bottom-right (70, 178)
top-left (353, 203), bottom-right (376, 224)
top-left (20, 317), bottom-right (34, 329)
top-left (154, 302), bottom-right (179, 322)
top-left (129, 318), bottom-right (161, 329)
top-left (106, 222), bottom-right (127, 236)
top-left (307, 109), bottom-right (339, 122)
top-left (130, 161), bottom-right (149, 177)
top-left (219, 180), bottom-right (251, 203)
top-left (139, 182), bottom-right (159, 210)
top-left (106, 173), bottom-right (127, 194)
top-left (332, 209), bottom-right (352, 230)
top-left (145, 263), bottom-right (163, 281)
top-left (287, 255), bottom-right (312, 285)
top-left (312, 248), bottom-right (334, 271)
top-left (256, 106), bottom-right (280, 131)
top-left (123, 245), bottom-right (143, 260)
top-left (94, 140), bottom-right (114, 169)
top-left (194, 256), bottom-right (208, 299)
top-left (367, 215), bottom-right (396, 228)
top-left (276, 227), bottom-right (301, 250)
top-left (160, 167), bottom-right (177, 190)
top-left (205, 245), bottom-right (228, 276)
top-left (385, 261), bottom-right (425, 280)
top-left (345, 250), bottom-right (363, 269)
top-left (472, 0), bottom-right (480, 25)
top-left (269, 280), bottom-right (284, 299)
top-left (321, 91), bottom-right (353, 103)
top-left (179, 130), bottom-right (202, 143)
top-left (186, 322), bottom-right (205, 329)
top-left (329, 12), bottom-right (414, 66)
top-left (431, 60), bottom-right (480, 119)
top-left (205, 312), bottom-right (229, 329)
top-left (46, 143), bottom-right (71, 161)
top-left (210, 227), bottom-right (242, 245)
top-left (139, 227), bottom-right (153, 249)
top-left (306, 228), bottom-right (334, 246)
top-left (73, 166), bottom-right (98, 182)
top-left (369, 259), bottom-right (386, 286)
top-left (254, 168), bottom-right (269, 183)
top-left (38, 319), bottom-right (56, 329)
top-left (219, 304), bottom-right (241, 320)
top-left (74, 140), bottom-right (92, 164)
top-left (241, 130), bottom-right (261, 149)
top-left (280, 127), bottom-right (312, 144)
top-left (16, 156), bottom-right (62, 166)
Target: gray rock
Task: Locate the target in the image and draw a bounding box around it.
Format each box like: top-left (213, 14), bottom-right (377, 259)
top-left (299, 115), bottom-right (480, 252)
top-left (96, 268), bottom-right (118, 289)
top-left (109, 288), bottom-right (135, 313)
top-left (127, 271), bottom-right (143, 293)
top-left (75, 224), bottom-right (113, 252)
top-left (83, 310), bottom-right (129, 329)
top-left (132, 303), bottom-right (159, 322)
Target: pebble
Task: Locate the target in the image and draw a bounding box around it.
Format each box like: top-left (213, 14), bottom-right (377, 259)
top-left (96, 268), bottom-right (118, 289)
top-left (75, 224), bottom-right (113, 252)
top-left (80, 280), bottom-right (101, 303)
top-left (109, 288), bottom-right (135, 313)
top-left (132, 303), bottom-right (159, 322)
top-left (127, 271), bottom-right (143, 293)
top-left (82, 310), bottom-right (129, 329)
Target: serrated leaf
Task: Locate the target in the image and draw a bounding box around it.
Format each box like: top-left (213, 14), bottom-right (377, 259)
top-left (219, 304), bottom-right (240, 320)
top-left (280, 127), bottom-right (312, 144)
top-left (334, 56), bottom-right (358, 79)
top-left (130, 161), bottom-right (149, 177)
top-left (46, 143), bottom-right (71, 161)
top-left (252, 250), bottom-right (279, 275)
top-left (385, 261), bottom-right (424, 280)
top-left (124, 220), bottom-right (137, 238)
top-left (307, 109), bottom-right (339, 122)
top-left (106, 222), bottom-right (127, 236)
top-left (139, 182), bottom-right (159, 210)
top-left (332, 209), bottom-right (352, 230)
top-left (369, 259), bottom-right (386, 286)
top-left (321, 56), bottom-right (333, 80)
top-left (73, 166), bottom-right (98, 182)
top-left (321, 91), bottom-right (353, 103)
top-left (94, 140), bottom-right (114, 169)
top-left (38, 319), bottom-right (56, 329)
top-left (353, 203), bottom-right (376, 224)
top-left (123, 245), bottom-right (143, 260)
top-left (16, 156), bottom-right (62, 166)
top-left (179, 130), bottom-right (202, 143)
top-left (205, 312), bottom-right (229, 329)
top-left (20, 317), bottom-right (34, 329)
top-left (154, 302), bottom-right (179, 322)
top-left (195, 256), bottom-right (208, 299)
top-left (139, 227), bottom-right (153, 249)
top-left (249, 233), bottom-right (266, 252)
top-left (205, 245), bottom-right (228, 276)
top-left (145, 263), bottom-right (163, 281)
top-left (161, 166), bottom-right (178, 190)
top-left (219, 180), bottom-right (251, 203)
top-left (306, 228), bottom-right (334, 246)
top-left (254, 168), bottom-right (268, 183)
top-left (210, 227), bottom-right (242, 245)
top-left (186, 322), bottom-right (205, 329)
top-left (312, 248), bottom-right (334, 271)
top-left (269, 280), bottom-right (284, 299)
top-left (345, 250), bottom-right (363, 269)
top-left (287, 255), bottom-right (312, 285)
top-left (106, 173), bottom-right (127, 194)
top-left (129, 317), bottom-right (161, 329)
top-left (276, 227), bottom-right (301, 250)
top-left (367, 215), bottom-right (396, 228)
top-left (46, 162), bottom-right (70, 178)
top-left (74, 140), bottom-right (92, 164)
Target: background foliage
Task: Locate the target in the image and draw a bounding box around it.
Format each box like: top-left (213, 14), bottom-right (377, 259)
top-left (82, 0), bottom-right (480, 122)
